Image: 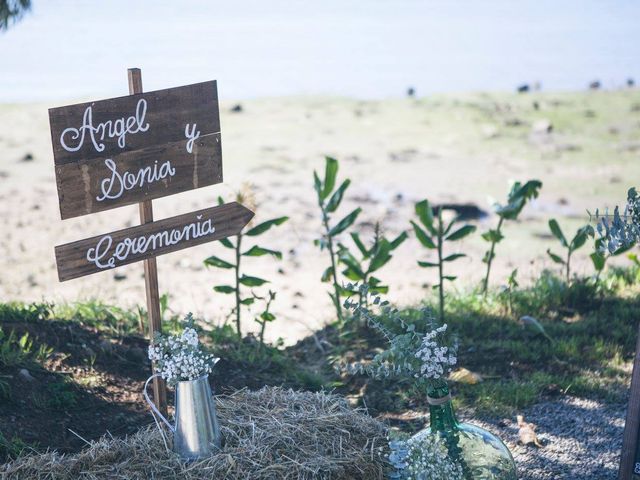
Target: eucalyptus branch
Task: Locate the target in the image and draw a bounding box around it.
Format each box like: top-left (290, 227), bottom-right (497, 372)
top-left (343, 285), bottom-right (457, 390)
top-left (590, 187), bottom-right (640, 254)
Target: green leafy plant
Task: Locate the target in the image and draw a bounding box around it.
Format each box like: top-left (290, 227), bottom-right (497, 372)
top-left (253, 290), bottom-right (277, 348)
top-left (0, 430), bottom-right (30, 461)
top-left (546, 219), bottom-right (593, 283)
top-left (411, 200), bottom-right (476, 323)
top-left (0, 329), bottom-right (33, 368)
top-left (498, 268), bottom-right (519, 316)
top-left (313, 156), bottom-right (361, 323)
top-left (205, 194), bottom-right (288, 338)
top-left (481, 180), bottom-right (542, 294)
top-left (590, 238), bottom-right (633, 282)
top-left (45, 380), bottom-right (78, 410)
top-left (55, 300), bottom-right (140, 337)
top-left (338, 222), bottom-right (407, 309)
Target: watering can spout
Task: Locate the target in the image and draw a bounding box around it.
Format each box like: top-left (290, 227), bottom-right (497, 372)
top-left (144, 373), bottom-right (221, 459)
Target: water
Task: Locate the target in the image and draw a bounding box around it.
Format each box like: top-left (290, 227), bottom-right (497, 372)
top-left (1, 0), bottom-right (639, 102)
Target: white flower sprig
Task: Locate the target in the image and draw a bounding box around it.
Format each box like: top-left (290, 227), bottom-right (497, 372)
top-left (415, 325), bottom-right (457, 380)
top-left (148, 313), bottom-right (218, 386)
top-left (343, 284), bottom-right (457, 386)
top-left (389, 433), bottom-right (464, 480)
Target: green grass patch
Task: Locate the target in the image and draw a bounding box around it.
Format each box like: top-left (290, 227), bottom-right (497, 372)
top-left (326, 266), bottom-right (640, 418)
top-left (1, 265), bottom-right (638, 421)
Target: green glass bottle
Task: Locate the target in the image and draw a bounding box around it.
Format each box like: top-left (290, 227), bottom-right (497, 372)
top-left (412, 382), bottom-right (517, 480)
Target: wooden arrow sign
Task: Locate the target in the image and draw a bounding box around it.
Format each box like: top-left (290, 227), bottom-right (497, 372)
top-left (55, 202), bottom-right (253, 281)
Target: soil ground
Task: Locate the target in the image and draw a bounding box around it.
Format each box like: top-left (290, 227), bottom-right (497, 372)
top-left (0, 315), bottom-right (325, 458)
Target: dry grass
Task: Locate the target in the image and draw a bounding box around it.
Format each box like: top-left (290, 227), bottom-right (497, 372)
top-left (1, 387), bottom-right (387, 479)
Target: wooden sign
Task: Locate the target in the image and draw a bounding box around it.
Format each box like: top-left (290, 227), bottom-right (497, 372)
top-left (48, 80), bottom-right (222, 219)
top-left (55, 202), bottom-right (253, 281)
top-left (48, 69), bottom-right (254, 416)
top-left (619, 331), bottom-right (640, 479)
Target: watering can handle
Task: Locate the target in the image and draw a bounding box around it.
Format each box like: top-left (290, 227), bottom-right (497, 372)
top-left (144, 374), bottom-right (175, 433)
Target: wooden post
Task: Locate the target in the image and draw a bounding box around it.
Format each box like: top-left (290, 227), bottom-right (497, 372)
top-left (620, 325), bottom-right (640, 479)
top-left (127, 68), bottom-right (168, 416)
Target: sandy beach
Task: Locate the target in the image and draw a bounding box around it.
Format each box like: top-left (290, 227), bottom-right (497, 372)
top-left (1, 89), bottom-right (639, 343)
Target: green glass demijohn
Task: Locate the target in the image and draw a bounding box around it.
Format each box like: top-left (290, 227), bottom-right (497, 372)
top-left (412, 382), bottom-right (517, 480)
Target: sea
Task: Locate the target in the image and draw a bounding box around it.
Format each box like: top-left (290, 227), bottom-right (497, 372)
top-left (1, 0), bottom-right (639, 102)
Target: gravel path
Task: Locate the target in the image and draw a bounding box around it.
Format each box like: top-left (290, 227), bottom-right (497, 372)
top-left (471, 396), bottom-right (626, 479)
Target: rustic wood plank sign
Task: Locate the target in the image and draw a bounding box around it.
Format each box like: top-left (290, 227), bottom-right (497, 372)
top-left (49, 80), bottom-right (223, 219)
top-left (619, 332), bottom-right (640, 479)
top-left (49, 69), bottom-right (253, 416)
top-left (55, 202), bottom-right (253, 281)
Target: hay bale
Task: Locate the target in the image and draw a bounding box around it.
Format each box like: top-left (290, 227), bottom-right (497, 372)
top-left (1, 387), bottom-right (387, 479)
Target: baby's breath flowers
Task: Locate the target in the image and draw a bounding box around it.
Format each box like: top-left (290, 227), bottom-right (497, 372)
top-left (148, 313), bottom-right (218, 386)
top-left (388, 433), bottom-right (464, 480)
top-left (415, 325), bottom-right (457, 380)
top-left (343, 284), bottom-right (457, 387)
top-left (343, 285), bottom-right (463, 479)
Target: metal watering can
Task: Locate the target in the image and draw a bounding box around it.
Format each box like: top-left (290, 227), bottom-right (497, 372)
top-left (144, 373), bottom-right (221, 459)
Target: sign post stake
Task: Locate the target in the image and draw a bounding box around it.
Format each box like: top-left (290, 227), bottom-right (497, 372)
top-left (127, 67), bottom-right (167, 416)
top-left (620, 326), bottom-right (640, 479)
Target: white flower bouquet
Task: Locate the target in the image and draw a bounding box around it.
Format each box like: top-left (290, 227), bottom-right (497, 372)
top-left (343, 284), bottom-right (457, 387)
top-left (148, 314), bottom-right (218, 386)
top-left (389, 434), bottom-right (464, 480)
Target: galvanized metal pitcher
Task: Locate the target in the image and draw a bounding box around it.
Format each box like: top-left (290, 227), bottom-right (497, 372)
top-left (144, 373), bottom-right (221, 459)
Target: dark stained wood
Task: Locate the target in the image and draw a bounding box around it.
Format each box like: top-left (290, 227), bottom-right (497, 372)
top-left (128, 68), bottom-right (167, 417)
top-left (619, 324), bottom-right (640, 479)
top-left (55, 134), bottom-right (222, 219)
top-left (49, 79), bottom-right (223, 219)
top-left (55, 202), bottom-right (254, 282)
top-left (49, 80), bottom-right (220, 165)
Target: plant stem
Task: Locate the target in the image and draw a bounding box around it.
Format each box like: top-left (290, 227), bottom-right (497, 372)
top-left (482, 217), bottom-right (504, 296)
top-left (362, 273), bottom-right (368, 307)
top-left (258, 295), bottom-right (273, 348)
top-left (566, 248), bottom-right (571, 284)
top-left (259, 320), bottom-right (266, 347)
top-left (360, 272), bottom-right (369, 328)
top-left (235, 233), bottom-right (243, 338)
top-left (437, 208), bottom-right (445, 324)
top-left (323, 212), bottom-right (343, 323)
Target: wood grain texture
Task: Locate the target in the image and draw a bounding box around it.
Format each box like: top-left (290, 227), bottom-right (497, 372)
top-left (54, 202), bottom-right (254, 282)
top-left (619, 325), bottom-right (640, 479)
top-left (128, 68), bottom-right (167, 416)
top-left (49, 80), bottom-right (222, 219)
top-left (55, 134), bottom-right (222, 219)
top-left (49, 80), bottom-right (220, 165)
